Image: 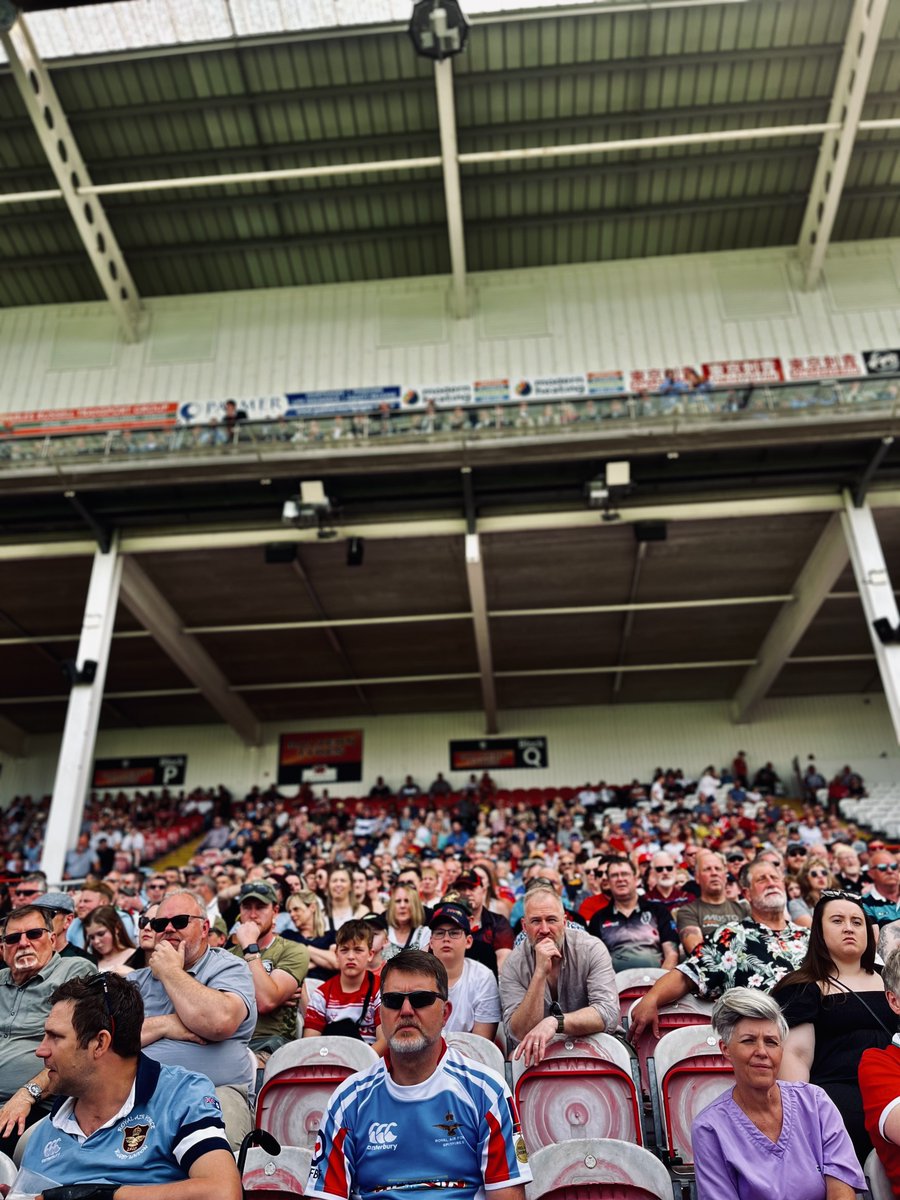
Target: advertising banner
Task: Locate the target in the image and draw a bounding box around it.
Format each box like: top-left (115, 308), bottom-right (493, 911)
top-left (278, 730), bottom-right (364, 785)
top-left (785, 353), bottom-right (864, 380)
top-left (92, 755), bottom-right (187, 789)
top-left (703, 358), bottom-right (784, 385)
top-left (449, 737), bottom-right (548, 771)
top-left (2, 403), bottom-right (178, 437)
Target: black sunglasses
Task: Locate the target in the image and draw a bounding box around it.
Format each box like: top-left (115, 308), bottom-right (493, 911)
top-left (87, 972), bottom-right (116, 1036)
top-left (148, 914), bottom-right (204, 933)
top-left (875, 863), bottom-right (900, 873)
top-left (3, 926), bottom-right (48, 946)
top-left (381, 990), bottom-right (444, 1010)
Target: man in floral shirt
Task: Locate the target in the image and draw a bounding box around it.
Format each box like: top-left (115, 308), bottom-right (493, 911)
top-left (628, 859), bottom-right (808, 1041)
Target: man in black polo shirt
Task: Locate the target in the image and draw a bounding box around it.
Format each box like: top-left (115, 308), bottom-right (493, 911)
top-left (587, 857), bottom-right (678, 971)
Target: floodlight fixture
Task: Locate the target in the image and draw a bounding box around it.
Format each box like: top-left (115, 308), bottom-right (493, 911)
top-left (281, 480), bottom-right (333, 527)
top-left (408, 0), bottom-right (469, 61)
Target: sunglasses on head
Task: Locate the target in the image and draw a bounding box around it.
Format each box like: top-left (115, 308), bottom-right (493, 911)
top-left (381, 990), bottom-right (444, 1010)
top-left (820, 888), bottom-right (864, 904)
top-left (3, 926), bottom-right (47, 946)
top-left (87, 971), bottom-right (116, 1035)
top-left (148, 914), bottom-right (204, 933)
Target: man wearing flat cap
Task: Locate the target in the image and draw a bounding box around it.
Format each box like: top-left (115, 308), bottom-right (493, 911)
top-left (33, 891), bottom-right (92, 961)
top-left (230, 880), bottom-right (309, 1055)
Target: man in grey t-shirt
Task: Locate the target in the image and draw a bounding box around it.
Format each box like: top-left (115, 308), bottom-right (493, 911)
top-left (675, 850), bottom-right (747, 954)
top-left (128, 890), bottom-right (256, 1151)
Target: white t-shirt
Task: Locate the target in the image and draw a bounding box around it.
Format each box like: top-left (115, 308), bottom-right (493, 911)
top-left (445, 958), bottom-right (501, 1033)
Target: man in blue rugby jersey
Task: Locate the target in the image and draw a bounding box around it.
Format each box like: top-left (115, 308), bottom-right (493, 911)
top-left (305, 949), bottom-right (531, 1200)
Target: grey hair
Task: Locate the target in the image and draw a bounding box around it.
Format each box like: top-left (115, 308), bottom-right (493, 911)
top-left (883, 946), bottom-right (900, 996)
top-left (711, 987), bottom-right (788, 1045)
top-left (158, 889), bottom-right (207, 919)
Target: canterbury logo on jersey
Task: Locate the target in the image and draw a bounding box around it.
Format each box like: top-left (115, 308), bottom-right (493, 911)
top-left (368, 1122), bottom-right (398, 1147)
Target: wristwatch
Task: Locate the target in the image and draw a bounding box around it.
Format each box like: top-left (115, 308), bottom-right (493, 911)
top-left (244, 943), bottom-right (260, 956)
top-left (549, 1001), bottom-right (565, 1034)
top-left (23, 1083), bottom-right (42, 1103)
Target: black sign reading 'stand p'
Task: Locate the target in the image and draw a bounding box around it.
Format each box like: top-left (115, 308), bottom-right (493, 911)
top-left (92, 756), bottom-right (187, 788)
top-left (863, 349), bottom-right (900, 375)
top-left (449, 737), bottom-right (548, 772)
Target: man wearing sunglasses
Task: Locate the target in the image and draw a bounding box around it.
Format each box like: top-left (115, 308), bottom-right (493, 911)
top-left (305, 948), bottom-right (530, 1200)
top-left (0, 905), bottom-right (97, 1159)
top-left (19, 973), bottom-right (240, 1200)
top-left (127, 891), bottom-right (257, 1153)
top-left (862, 850), bottom-right (900, 928)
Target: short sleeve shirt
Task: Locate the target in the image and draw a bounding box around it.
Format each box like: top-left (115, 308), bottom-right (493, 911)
top-left (587, 898), bottom-right (676, 971)
top-left (677, 918), bottom-right (808, 998)
top-left (20, 1054), bottom-right (230, 1188)
top-left (304, 972), bottom-right (381, 1044)
top-left (128, 947), bottom-right (256, 1089)
top-left (230, 936), bottom-right (308, 1043)
top-left (445, 959), bottom-right (501, 1034)
top-left (305, 1044), bottom-right (531, 1200)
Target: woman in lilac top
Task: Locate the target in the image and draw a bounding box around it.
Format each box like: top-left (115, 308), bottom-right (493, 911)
top-left (692, 988), bottom-right (864, 1200)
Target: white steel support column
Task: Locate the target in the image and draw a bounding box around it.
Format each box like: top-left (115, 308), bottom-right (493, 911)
top-left (797, 0), bottom-right (888, 290)
top-left (731, 514), bottom-right (849, 723)
top-left (1, 15), bottom-right (141, 341)
top-left (841, 492), bottom-right (900, 744)
top-left (41, 538), bottom-right (122, 882)
top-left (434, 57), bottom-right (468, 318)
top-left (465, 532), bottom-right (498, 734)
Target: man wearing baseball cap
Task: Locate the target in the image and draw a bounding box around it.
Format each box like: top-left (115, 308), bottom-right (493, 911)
top-left (428, 902), bottom-right (500, 1041)
top-left (32, 892), bottom-right (92, 961)
top-left (230, 881), bottom-right (309, 1056)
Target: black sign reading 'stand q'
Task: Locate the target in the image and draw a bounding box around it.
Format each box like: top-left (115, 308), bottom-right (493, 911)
top-left (863, 349), bottom-right (900, 375)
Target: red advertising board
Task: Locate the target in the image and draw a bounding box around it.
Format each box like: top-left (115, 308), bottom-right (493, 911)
top-left (278, 730), bottom-right (363, 784)
top-left (0, 402), bottom-right (179, 438)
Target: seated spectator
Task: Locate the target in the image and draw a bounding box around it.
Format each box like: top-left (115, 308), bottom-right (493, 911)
top-left (85, 905), bottom-right (141, 975)
top-left (863, 850), bottom-right (900, 928)
top-left (427, 901), bottom-right (499, 1041)
top-left (454, 868), bottom-right (514, 974)
top-left (587, 857), bottom-right (678, 971)
top-left (753, 761), bottom-right (781, 793)
top-left (797, 811), bottom-right (826, 850)
top-left (128, 890), bottom-right (257, 1151)
top-left (0, 905), bottom-right (97, 1158)
top-left (787, 856), bottom-right (834, 928)
top-left (675, 849), bottom-right (748, 955)
top-left (499, 882), bottom-right (618, 1065)
top-left (831, 844), bottom-right (864, 892)
top-left (282, 890), bottom-right (336, 983)
top-left (644, 852), bottom-right (691, 911)
top-left (629, 860), bottom-right (809, 1043)
top-left (69, 880), bottom-right (137, 949)
top-left (19, 973), bottom-right (240, 1200)
top-left (784, 842), bottom-right (809, 877)
top-left (860, 948), bottom-right (900, 1194)
top-left (63, 834), bottom-right (94, 880)
top-left (229, 881), bottom-right (308, 1057)
top-left (303, 919), bottom-right (385, 1052)
top-left (381, 883), bottom-right (431, 964)
top-left (578, 858), bottom-right (611, 923)
top-left (33, 892), bottom-right (92, 962)
top-left (774, 889), bottom-right (892, 1164)
top-left (692, 988), bottom-right (864, 1200)
top-left (324, 863), bottom-right (369, 931)
top-left (368, 776), bottom-right (392, 799)
top-left (428, 772), bottom-right (452, 797)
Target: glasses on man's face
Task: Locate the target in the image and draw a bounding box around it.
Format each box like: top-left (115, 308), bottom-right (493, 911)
top-left (13, 888), bottom-right (41, 899)
top-left (3, 927), bottom-right (47, 946)
top-left (148, 914), bottom-right (204, 933)
top-left (430, 927), bottom-right (464, 941)
top-left (381, 990), bottom-right (444, 1010)
top-left (874, 863), bottom-right (900, 873)
top-left (146, 882), bottom-right (167, 892)
top-left (656, 866), bottom-right (676, 874)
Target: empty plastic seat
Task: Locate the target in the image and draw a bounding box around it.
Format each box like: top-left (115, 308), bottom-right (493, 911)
top-left (648, 1023), bottom-right (734, 1169)
top-left (525, 1137), bottom-right (673, 1200)
top-left (628, 993), bottom-right (712, 1096)
top-left (512, 1032), bottom-right (643, 1153)
top-left (615, 968), bottom-right (666, 1028)
top-left (242, 1145), bottom-right (311, 1200)
top-left (255, 1036), bottom-right (378, 1150)
top-left (864, 1148), bottom-right (893, 1200)
top-left (445, 1031), bottom-right (506, 1077)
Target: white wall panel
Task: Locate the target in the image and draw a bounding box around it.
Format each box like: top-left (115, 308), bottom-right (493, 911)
top-left (3, 692), bottom-right (898, 808)
top-left (0, 240), bottom-right (898, 414)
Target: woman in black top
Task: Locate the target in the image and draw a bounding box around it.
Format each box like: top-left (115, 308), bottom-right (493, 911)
top-left (773, 889), bottom-right (894, 1163)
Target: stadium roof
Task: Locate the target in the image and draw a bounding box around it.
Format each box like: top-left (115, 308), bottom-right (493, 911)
top-left (0, 0), bottom-right (898, 328)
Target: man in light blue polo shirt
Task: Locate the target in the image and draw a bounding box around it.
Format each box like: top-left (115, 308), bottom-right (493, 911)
top-left (127, 890), bottom-right (256, 1151)
top-left (19, 972), bottom-right (239, 1200)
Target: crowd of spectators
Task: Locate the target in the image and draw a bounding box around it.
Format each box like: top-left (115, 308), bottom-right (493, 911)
top-left (3, 750), bottom-right (900, 1195)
